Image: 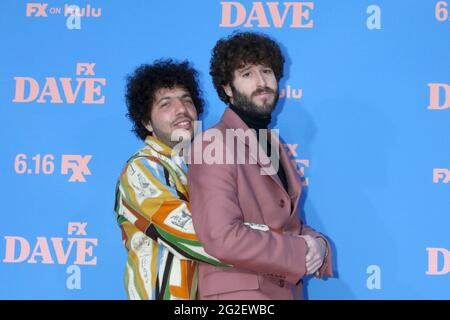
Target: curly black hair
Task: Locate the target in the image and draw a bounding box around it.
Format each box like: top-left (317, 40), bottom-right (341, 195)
top-left (210, 31), bottom-right (285, 104)
top-left (125, 59), bottom-right (205, 141)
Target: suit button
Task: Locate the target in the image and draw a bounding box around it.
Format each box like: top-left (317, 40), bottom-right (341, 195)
top-left (278, 279), bottom-right (285, 287)
top-left (279, 199), bottom-right (285, 208)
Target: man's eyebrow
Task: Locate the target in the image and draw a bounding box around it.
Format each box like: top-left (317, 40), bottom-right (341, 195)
top-left (237, 65), bottom-right (253, 73)
top-left (156, 96), bottom-right (172, 104)
top-left (156, 92), bottom-right (191, 104)
top-left (180, 93), bottom-right (192, 99)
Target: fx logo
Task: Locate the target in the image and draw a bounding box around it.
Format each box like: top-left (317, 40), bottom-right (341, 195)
top-left (67, 222), bottom-right (88, 236)
top-left (433, 168), bottom-right (450, 183)
top-left (61, 155), bottom-right (92, 182)
top-left (76, 63), bottom-right (96, 76)
top-left (26, 3), bottom-right (48, 17)
top-left (283, 143), bottom-right (310, 185)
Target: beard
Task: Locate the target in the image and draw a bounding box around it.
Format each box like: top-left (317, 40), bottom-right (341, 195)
top-left (230, 84), bottom-right (279, 118)
top-left (151, 114), bottom-right (195, 148)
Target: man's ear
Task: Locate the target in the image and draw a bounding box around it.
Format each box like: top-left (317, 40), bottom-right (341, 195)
top-left (143, 120), bottom-right (153, 133)
top-left (223, 84), bottom-right (233, 103)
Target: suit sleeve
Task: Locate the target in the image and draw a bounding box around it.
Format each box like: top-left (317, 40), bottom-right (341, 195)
top-left (188, 136), bottom-right (309, 284)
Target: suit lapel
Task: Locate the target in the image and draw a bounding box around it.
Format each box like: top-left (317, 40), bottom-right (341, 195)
top-left (221, 108), bottom-right (282, 187)
top-left (277, 134), bottom-right (302, 213)
top-left (220, 108), bottom-right (302, 209)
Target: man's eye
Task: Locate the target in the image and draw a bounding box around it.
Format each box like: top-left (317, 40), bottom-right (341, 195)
top-left (242, 72), bottom-right (251, 77)
top-left (263, 69), bottom-right (273, 74)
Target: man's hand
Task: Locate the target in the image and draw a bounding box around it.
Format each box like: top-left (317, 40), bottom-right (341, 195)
top-left (299, 235), bottom-right (326, 275)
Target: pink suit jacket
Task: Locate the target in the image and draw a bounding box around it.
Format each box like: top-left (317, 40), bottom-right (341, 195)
top-left (188, 107), bottom-right (333, 300)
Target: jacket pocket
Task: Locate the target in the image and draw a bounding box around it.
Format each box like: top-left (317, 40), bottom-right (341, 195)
top-left (200, 270), bottom-right (259, 297)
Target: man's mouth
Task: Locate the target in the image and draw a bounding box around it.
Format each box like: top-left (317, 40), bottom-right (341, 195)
top-left (253, 89), bottom-right (274, 97)
top-left (173, 118), bottom-right (193, 129)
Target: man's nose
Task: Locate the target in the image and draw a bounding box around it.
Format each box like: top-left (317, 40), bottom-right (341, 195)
top-left (174, 98), bottom-right (188, 115)
top-left (255, 71), bottom-right (267, 86)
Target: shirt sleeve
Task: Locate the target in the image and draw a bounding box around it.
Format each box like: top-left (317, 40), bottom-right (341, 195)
top-left (114, 155), bottom-right (229, 267)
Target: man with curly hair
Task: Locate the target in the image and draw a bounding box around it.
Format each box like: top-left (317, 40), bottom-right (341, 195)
top-left (113, 59), bottom-right (230, 300)
top-left (188, 32), bottom-right (333, 299)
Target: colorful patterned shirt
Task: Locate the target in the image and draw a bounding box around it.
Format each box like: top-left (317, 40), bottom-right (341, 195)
top-left (114, 135), bottom-right (228, 300)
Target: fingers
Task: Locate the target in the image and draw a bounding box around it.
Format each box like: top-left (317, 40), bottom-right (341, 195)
top-left (306, 250), bottom-right (313, 262)
top-left (304, 235), bottom-right (318, 262)
top-left (310, 259), bottom-right (322, 273)
top-left (306, 256), bottom-right (322, 273)
top-left (306, 258), bottom-right (322, 275)
top-left (302, 236), bottom-right (325, 275)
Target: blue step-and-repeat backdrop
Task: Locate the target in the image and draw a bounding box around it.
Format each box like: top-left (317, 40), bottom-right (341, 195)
top-left (0, 0), bottom-right (449, 299)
